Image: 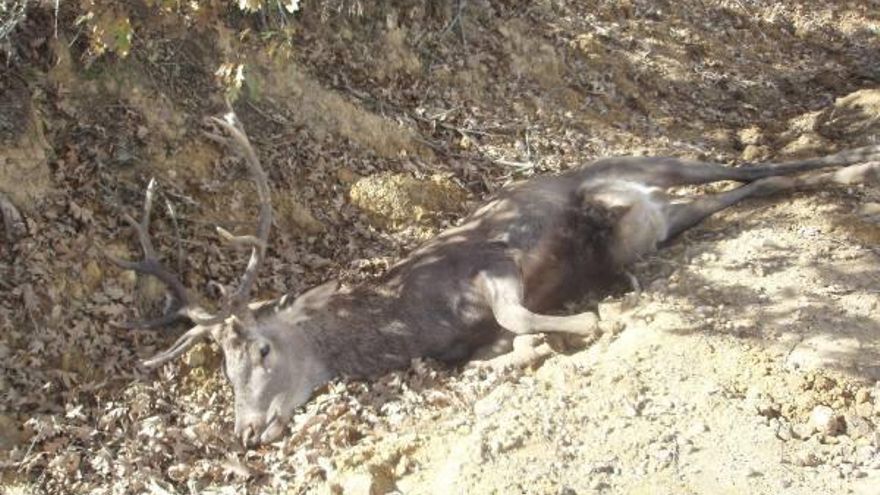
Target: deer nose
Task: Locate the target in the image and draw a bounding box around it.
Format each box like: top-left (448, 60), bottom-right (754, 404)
top-left (235, 416), bottom-right (265, 447)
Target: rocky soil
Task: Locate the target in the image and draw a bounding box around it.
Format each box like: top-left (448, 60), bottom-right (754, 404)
top-left (1, 1), bottom-right (879, 494)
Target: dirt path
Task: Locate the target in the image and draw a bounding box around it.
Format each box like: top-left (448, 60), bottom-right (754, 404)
top-left (388, 192), bottom-right (880, 495)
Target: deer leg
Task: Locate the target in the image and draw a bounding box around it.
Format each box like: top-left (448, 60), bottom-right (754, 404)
top-left (469, 334), bottom-right (555, 370)
top-left (478, 268), bottom-right (601, 337)
top-left (661, 161), bottom-right (880, 240)
top-left (584, 145), bottom-right (880, 188)
top-left (661, 180), bottom-right (776, 240)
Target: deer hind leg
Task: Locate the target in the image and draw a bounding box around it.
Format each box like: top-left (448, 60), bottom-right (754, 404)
top-left (584, 146), bottom-right (880, 188)
top-left (469, 334), bottom-right (555, 371)
top-left (470, 263), bottom-right (601, 370)
top-left (471, 267), bottom-right (603, 370)
top-left (661, 160), bottom-right (880, 240)
top-left (478, 268), bottom-right (601, 337)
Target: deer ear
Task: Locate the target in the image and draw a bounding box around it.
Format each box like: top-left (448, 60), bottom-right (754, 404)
top-left (291, 279), bottom-right (341, 312)
top-left (226, 315), bottom-right (248, 338)
top-left (219, 314), bottom-right (258, 340)
top-left (208, 317), bottom-right (240, 343)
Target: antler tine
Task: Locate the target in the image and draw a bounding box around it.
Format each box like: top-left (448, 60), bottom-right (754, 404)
top-left (204, 113), bottom-right (273, 311)
top-left (109, 179), bottom-right (225, 328)
top-left (141, 324), bottom-right (214, 368)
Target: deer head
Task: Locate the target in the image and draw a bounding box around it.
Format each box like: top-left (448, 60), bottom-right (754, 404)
top-left (111, 113), bottom-right (316, 446)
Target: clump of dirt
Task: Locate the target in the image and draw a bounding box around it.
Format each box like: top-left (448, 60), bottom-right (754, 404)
top-left (771, 88), bottom-right (880, 158)
top-left (0, 78), bottom-right (51, 208)
top-left (349, 172), bottom-right (469, 230)
top-left (817, 89), bottom-right (880, 143)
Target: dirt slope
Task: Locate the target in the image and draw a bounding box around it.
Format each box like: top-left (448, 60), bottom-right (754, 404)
top-left (1, 1), bottom-right (879, 494)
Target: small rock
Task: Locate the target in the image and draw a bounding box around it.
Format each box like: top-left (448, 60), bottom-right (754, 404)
top-left (589, 460), bottom-right (617, 474)
top-left (473, 383), bottom-right (512, 417)
top-left (686, 421), bottom-right (709, 437)
top-left (844, 413), bottom-right (873, 440)
top-left (780, 132), bottom-right (833, 158)
top-left (597, 301), bottom-right (628, 322)
top-left (738, 126), bottom-right (764, 146)
top-left (741, 144), bottom-right (770, 162)
top-left (810, 405), bottom-right (843, 436)
top-left (776, 423), bottom-right (793, 442)
top-left (755, 398), bottom-right (780, 418)
top-left (792, 422), bottom-right (815, 440)
top-left (590, 479), bottom-right (609, 490)
top-left (855, 402), bottom-right (873, 419)
top-left (826, 436), bottom-right (843, 446)
top-left (855, 445), bottom-right (876, 465)
top-left (338, 469), bottom-right (396, 495)
top-left (794, 449), bottom-right (822, 467)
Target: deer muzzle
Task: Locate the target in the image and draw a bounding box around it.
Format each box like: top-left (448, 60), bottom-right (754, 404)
top-left (235, 410), bottom-right (287, 447)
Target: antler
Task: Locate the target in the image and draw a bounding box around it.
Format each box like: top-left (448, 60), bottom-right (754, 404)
top-left (108, 179), bottom-right (225, 329)
top-left (203, 114), bottom-right (273, 312)
top-left (110, 112), bottom-right (273, 368)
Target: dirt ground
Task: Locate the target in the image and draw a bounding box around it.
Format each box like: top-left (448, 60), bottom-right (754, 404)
top-left (1, 1), bottom-right (880, 494)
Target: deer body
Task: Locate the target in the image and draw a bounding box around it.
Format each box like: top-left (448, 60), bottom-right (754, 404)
top-left (113, 114), bottom-right (880, 446)
top-left (280, 171), bottom-right (630, 375)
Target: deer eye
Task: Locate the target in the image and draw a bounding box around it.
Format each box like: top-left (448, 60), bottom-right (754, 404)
top-left (259, 343), bottom-right (271, 359)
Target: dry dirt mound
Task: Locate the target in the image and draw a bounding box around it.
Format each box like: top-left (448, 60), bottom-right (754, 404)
top-left (349, 172), bottom-right (469, 231)
top-left (1, 1), bottom-right (879, 494)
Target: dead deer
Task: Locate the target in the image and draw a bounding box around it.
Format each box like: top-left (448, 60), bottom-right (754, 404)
top-left (111, 113), bottom-right (880, 446)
